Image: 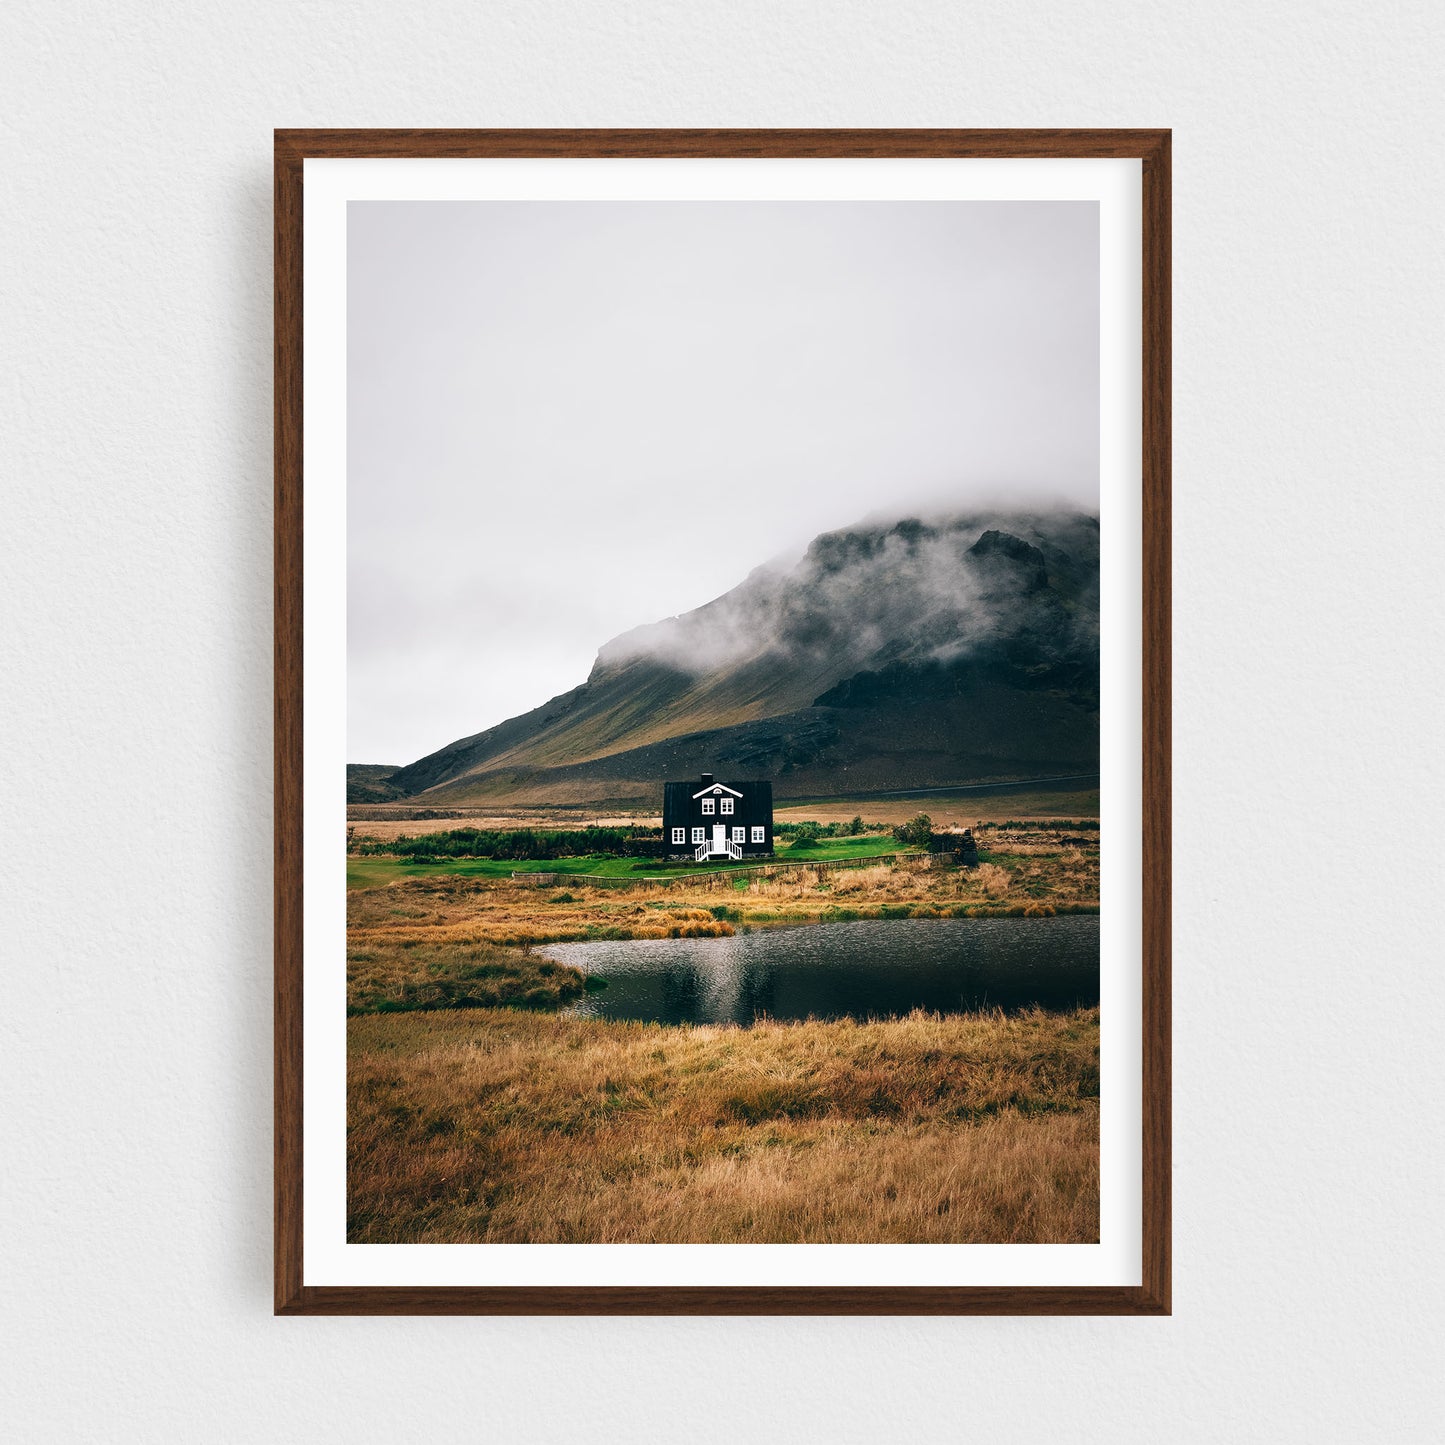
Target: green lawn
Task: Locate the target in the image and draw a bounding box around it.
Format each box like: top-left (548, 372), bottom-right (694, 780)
top-left (346, 835), bottom-right (908, 891)
top-left (347, 854), bottom-right (645, 890)
top-left (773, 836), bottom-right (902, 863)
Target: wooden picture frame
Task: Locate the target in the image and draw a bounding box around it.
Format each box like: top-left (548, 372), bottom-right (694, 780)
top-left (275, 128), bottom-right (1170, 1315)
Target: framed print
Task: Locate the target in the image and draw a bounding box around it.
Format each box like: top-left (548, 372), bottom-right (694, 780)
top-left (275, 129), bottom-right (1170, 1315)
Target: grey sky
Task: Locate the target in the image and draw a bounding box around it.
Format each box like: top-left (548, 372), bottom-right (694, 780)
top-left (348, 200), bottom-right (1098, 764)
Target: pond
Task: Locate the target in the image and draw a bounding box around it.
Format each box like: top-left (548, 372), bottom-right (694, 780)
top-left (542, 915), bottom-right (1099, 1027)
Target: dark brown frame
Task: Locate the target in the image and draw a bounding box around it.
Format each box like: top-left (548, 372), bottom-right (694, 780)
top-left (275, 129), bottom-right (1170, 1316)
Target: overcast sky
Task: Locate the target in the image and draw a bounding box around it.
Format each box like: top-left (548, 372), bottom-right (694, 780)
top-left (348, 200), bottom-right (1098, 764)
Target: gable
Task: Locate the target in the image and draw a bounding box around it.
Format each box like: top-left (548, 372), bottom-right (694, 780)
top-left (691, 782), bottom-right (744, 800)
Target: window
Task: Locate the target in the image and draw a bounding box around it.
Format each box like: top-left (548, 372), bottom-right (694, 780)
top-left (701, 798), bottom-right (715, 815)
top-left (720, 797), bottom-right (734, 815)
top-left (732, 826), bottom-right (745, 843)
top-left (671, 827), bottom-right (686, 845)
top-left (692, 827), bottom-right (705, 844)
top-left (751, 826), bottom-right (765, 844)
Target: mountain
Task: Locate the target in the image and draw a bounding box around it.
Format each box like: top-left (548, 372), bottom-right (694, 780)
top-left (372, 509), bottom-right (1100, 807)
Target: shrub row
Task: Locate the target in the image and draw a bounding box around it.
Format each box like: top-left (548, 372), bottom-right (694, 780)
top-left (349, 825), bottom-right (660, 860)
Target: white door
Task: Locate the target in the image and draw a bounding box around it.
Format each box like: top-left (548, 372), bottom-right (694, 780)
top-left (712, 824), bottom-right (726, 855)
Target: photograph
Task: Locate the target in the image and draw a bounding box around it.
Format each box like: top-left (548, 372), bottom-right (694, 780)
top-left (340, 192), bottom-right (1108, 1248)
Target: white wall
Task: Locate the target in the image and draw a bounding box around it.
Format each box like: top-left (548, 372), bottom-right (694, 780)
top-left (4, 3), bottom-right (1442, 1440)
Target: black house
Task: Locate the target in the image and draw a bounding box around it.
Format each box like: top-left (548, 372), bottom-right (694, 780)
top-left (662, 773), bottom-right (773, 861)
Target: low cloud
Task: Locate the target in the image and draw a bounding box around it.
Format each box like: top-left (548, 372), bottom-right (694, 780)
top-left (595, 508), bottom-right (1099, 682)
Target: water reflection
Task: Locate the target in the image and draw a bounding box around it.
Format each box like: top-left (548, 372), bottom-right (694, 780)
top-left (544, 916), bottom-right (1099, 1027)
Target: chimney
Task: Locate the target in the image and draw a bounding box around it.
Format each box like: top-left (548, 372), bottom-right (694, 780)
top-left (700, 772), bottom-right (714, 787)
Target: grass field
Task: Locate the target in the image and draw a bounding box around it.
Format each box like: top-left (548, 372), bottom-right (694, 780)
top-left (346, 832), bottom-right (910, 891)
top-left (345, 820), bottom-right (1101, 1245)
top-left (348, 1005), bottom-right (1100, 1244)
top-left (347, 853), bottom-right (646, 890)
top-left (347, 937), bottom-right (593, 1015)
top-left (346, 834), bottom-right (1098, 964)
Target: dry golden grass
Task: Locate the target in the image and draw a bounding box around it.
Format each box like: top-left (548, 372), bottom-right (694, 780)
top-left (348, 809), bottom-right (656, 841)
top-left (348, 1006), bottom-right (1099, 1244)
top-left (346, 937), bottom-right (590, 1014)
top-left (348, 878), bottom-right (735, 955)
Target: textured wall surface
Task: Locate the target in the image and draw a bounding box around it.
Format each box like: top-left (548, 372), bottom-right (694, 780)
top-left (3, 2), bottom-right (1443, 1440)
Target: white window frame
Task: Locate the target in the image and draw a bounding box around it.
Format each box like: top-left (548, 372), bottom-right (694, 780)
top-left (720, 797), bottom-right (734, 815)
top-left (671, 827), bottom-right (686, 845)
top-left (701, 797), bottom-right (715, 814)
top-left (692, 827), bottom-right (706, 844)
top-left (732, 826), bottom-right (745, 843)
top-left (751, 826), bottom-right (765, 844)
